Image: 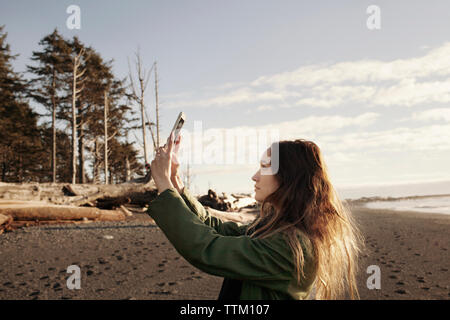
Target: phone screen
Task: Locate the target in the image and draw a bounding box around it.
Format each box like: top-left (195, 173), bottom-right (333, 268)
top-left (173, 118), bottom-right (184, 141)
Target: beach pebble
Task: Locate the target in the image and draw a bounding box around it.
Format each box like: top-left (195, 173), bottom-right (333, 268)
top-left (103, 235), bottom-right (114, 240)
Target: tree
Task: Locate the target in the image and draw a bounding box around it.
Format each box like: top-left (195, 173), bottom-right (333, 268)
top-left (107, 139), bottom-right (143, 183)
top-left (0, 25), bottom-right (43, 182)
top-left (68, 37), bottom-right (88, 184)
top-left (37, 124), bottom-right (72, 182)
top-left (27, 29), bottom-right (70, 183)
top-left (128, 49), bottom-right (157, 164)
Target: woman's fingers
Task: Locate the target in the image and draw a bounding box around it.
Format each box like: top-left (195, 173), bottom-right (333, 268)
top-left (172, 152), bottom-right (180, 166)
top-left (168, 132), bottom-right (175, 154)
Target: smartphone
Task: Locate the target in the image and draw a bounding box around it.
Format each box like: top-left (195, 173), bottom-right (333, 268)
top-left (170, 111), bottom-right (186, 143)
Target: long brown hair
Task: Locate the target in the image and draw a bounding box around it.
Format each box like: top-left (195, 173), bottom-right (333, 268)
top-left (246, 139), bottom-right (363, 299)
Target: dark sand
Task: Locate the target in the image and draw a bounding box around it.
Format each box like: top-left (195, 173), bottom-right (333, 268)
top-left (0, 206), bottom-right (448, 300)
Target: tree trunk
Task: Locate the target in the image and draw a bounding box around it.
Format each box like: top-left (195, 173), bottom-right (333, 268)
top-left (51, 68), bottom-right (57, 183)
top-left (1, 162), bottom-right (5, 182)
top-left (71, 61), bottom-right (78, 184)
top-left (78, 120), bottom-right (85, 184)
top-left (104, 90), bottom-right (109, 184)
top-left (154, 62), bottom-right (160, 148)
top-left (125, 156), bottom-right (130, 182)
top-left (70, 49), bottom-right (85, 184)
top-left (93, 138), bottom-right (100, 184)
top-left (140, 97), bottom-right (148, 164)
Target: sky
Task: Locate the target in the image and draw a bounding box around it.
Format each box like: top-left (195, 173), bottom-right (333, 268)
top-left (1, 0), bottom-right (450, 196)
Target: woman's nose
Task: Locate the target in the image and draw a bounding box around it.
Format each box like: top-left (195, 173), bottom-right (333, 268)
top-left (251, 171), bottom-right (259, 182)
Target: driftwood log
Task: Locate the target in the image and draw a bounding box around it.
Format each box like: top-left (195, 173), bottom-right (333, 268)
top-left (0, 203), bottom-right (125, 221)
top-left (0, 213), bottom-right (14, 234)
top-left (198, 189), bottom-right (231, 211)
top-left (197, 189), bottom-right (257, 212)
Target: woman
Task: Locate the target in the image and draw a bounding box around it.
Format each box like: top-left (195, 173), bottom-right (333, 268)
top-left (148, 133), bottom-right (363, 300)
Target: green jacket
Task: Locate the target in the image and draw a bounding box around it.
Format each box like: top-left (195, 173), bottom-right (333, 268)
top-left (146, 187), bottom-right (317, 300)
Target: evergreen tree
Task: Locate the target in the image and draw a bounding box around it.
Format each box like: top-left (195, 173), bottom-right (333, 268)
top-left (27, 29), bottom-right (70, 182)
top-left (0, 25), bottom-right (43, 182)
top-left (37, 124), bottom-right (72, 182)
top-left (107, 140), bottom-right (143, 183)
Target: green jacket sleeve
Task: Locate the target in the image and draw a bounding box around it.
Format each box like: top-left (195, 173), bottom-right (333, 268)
top-left (147, 188), bottom-right (295, 285)
top-left (179, 187), bottom-right (248, 236)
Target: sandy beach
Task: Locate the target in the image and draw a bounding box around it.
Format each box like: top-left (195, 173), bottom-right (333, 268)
top-left (0, 205), bottom-right (448, 300)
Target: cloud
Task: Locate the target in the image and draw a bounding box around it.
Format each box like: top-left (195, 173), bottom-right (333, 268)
top-left (164, 42), bottom-right (450, 110)
top-left (411, 108), bottom-right (450, 122)
top-left (252, 42), bottom-right (450, 87)
top-left (261, 112), bottom-right (380, 136)
top-left (318, 123), bottom-right (450, 153)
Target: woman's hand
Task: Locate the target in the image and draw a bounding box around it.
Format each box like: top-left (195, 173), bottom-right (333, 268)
top-left (169, 134), bottom-right (185, 193)
top-left (151, 132), bottom-right (176, 194)
top-left (170, 134), bottom-right (182, 179)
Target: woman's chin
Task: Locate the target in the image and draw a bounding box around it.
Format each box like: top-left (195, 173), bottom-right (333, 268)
top-left (253, 194), bottom-right (263, 202)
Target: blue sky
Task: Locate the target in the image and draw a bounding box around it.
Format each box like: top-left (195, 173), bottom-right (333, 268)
top-left (1, 0), bottom-right (450, 196)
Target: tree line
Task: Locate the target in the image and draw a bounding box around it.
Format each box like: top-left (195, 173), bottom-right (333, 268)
top-left (0, 25), bottom-right (161, 184)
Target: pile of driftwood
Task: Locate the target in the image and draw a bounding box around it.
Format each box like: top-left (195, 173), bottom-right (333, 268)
top-left (198, 189), bottom-right (257, 212)
top-left (0, 182), bottom-right (158, 234)
top-left (0, 183), bottom-right (258, 234)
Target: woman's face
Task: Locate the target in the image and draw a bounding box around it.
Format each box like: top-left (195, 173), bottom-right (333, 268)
top-left (251, 148), bottom-right (280, 202)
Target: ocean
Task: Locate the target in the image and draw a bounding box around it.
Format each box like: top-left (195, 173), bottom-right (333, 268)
top-left (336, 180), bottom-right (450, 215)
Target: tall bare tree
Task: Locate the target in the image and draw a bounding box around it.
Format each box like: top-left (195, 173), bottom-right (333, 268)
top-left (104, 90), bottom-right (109, 184)
top-left (67, 40), bottom-right (88, 184)
top-left (127, 49), bottom-right (156, 164)
top-left (154, 61), bottom-right (161, 148)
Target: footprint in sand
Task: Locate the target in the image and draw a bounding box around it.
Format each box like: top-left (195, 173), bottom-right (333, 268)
top-left (416, 277), bottom-right (425, 283)
top-left (148, 290), bottom-right (172, 295)
top-left (29, 290), bottom-right (40, 297)
top-left (53, 283), bottom-right (62, 291)
top-left (394, 289), bottom-right (408, 295)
